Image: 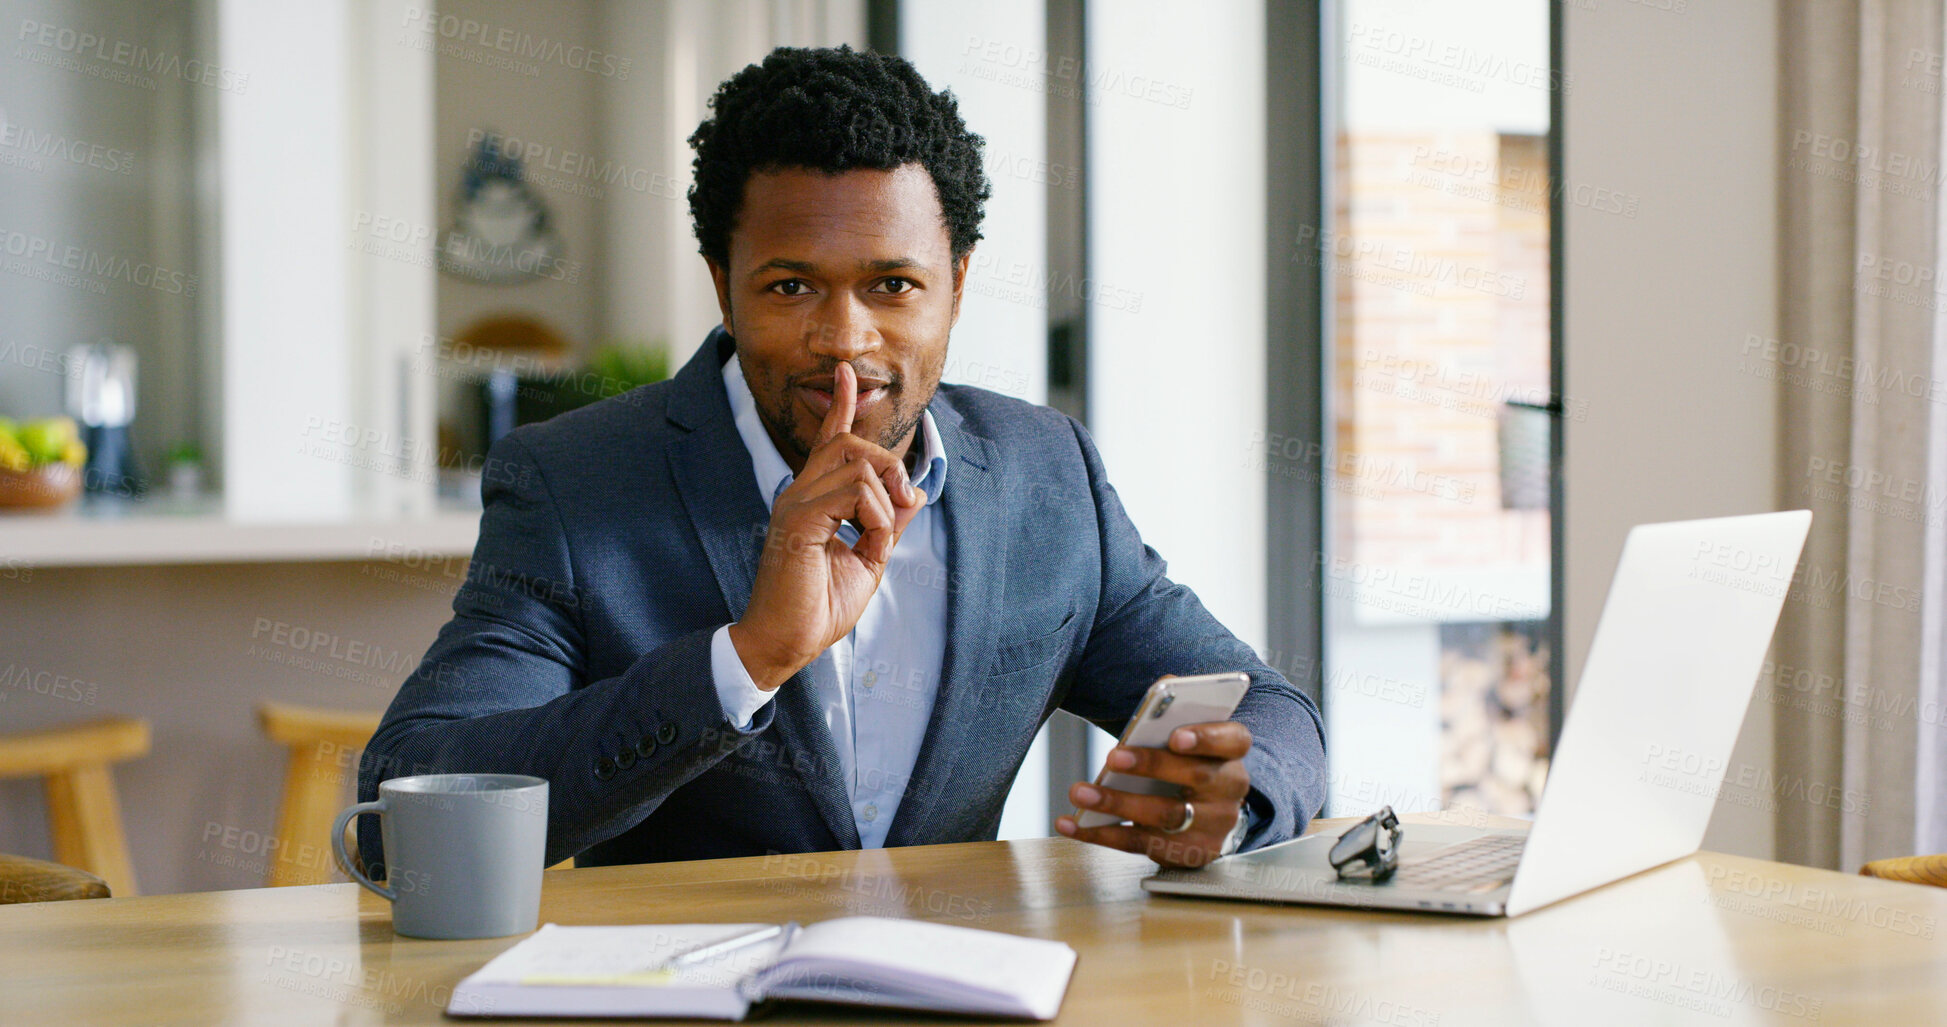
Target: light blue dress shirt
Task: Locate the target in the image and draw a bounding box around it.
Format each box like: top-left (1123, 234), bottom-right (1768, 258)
top-left (708, 355), bottom-right (951, 848)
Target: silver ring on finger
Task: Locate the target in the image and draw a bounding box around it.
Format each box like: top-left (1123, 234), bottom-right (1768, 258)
top-left (1161, 799), bottom-right (1195, 835)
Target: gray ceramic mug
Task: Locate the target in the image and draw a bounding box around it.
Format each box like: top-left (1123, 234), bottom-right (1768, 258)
top-left (330, 774), bottom-right (548, 939)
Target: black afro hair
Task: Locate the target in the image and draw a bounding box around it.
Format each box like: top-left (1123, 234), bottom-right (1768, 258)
top-left (687, 45), bottom-right (990, 268)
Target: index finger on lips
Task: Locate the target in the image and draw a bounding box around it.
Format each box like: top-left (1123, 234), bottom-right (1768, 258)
top-left (812, 361), bottom-right (858, 449)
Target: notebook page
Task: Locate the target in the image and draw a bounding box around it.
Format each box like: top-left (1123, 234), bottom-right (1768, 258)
top-left (465, 923), bottom-right (779, 987)
top-left (758, 917), bottom-right (1076, 1020)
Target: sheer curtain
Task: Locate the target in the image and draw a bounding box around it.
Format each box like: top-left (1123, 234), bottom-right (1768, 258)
top-left (1776, 0), bottom-right (1947, 869)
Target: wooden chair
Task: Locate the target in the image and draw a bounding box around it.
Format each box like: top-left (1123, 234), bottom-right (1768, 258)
top-left (0, 852), bottom-right (110, 903)
top-left (1860, 854), bottom-right (1947, 889)
top-left (258, 703), bottom-right (384, 886)
top-left (0, 718), bottom-right (151, 898)
top-left (258, 702), bottom-right (573, 886)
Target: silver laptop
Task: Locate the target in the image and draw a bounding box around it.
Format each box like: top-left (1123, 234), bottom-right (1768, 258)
top-left (1145, 511), bottom-right (1812, 917)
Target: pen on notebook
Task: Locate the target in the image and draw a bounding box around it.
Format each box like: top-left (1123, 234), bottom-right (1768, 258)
top-left (664, 923), bottom-right (791, 969)
top-left (516, 923), bottom-right (797, 986)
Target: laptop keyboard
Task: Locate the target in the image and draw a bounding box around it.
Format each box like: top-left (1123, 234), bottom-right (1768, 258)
top-left (1390, 834), bottom-right (1525, 893)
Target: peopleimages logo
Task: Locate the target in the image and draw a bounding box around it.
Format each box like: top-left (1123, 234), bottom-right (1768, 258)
top-left (14, 19), bottom-right (249, 92)
top-left (1588, 948), bottom-right (1821, 1021)
top-left (0, 121), bottom-right (135, 174)
top-left (959, 35), bottom-right (1195, 110)
top-left (1739, 332), bottom-right (1947, 405)
top-left (1345, 23), bottom-right (1569, 94)
top-left (0, 663), bottom-right (99, 706)
top-left (1640, 742), bottom-right (1872, 817)
top-left (462, 129), bottom-right (679, 199)
top-left (399, 8), bottom-right (631, 80)
top-left (1705, 864), bottom-right (1937, 939)
top-left (1407, 145), bottom-right (1639, 219)
top-left (1294, 225), bottom-right (1527, 299)
top-left (0, 228), bottom-right (196, 296)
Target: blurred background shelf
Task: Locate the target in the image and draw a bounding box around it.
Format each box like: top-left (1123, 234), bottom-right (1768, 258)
top-left (0, 498), bottom-right (478, 567)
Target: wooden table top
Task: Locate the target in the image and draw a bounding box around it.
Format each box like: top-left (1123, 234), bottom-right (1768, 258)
top-left (5, 814), bottom-right (1945, 1025)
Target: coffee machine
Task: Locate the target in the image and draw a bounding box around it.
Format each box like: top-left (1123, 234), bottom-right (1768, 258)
top-left (65, 341), bottom-right (146, 497)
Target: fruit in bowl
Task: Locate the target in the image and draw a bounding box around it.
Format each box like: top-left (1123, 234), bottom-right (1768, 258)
top-left (0, 416), bottom-right (86, 509)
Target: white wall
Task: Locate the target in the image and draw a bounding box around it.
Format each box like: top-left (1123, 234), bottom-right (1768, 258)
top-left (900, 0), bottom-right (1048, 405)
top-left (599, 0), bottom-right (868, 367)
top-left (218, 0), bottom-right (359, 519)
top-left (1563, 1), bottom-right (1780, 858)
top-left (218, 0), bottom-right (441, 518)
top-left (597, 0), bottom-right (697, 356)
top-left (1087, 0), bottom-right (1267, 649)
top-left (356, 0), bottom-right (438, 514)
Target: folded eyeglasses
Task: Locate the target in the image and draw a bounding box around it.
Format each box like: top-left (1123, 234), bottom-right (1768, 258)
top-left (1328, 805), bottom-right (1401, 881)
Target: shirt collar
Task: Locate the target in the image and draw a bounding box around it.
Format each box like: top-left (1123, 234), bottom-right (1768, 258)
top-left (722, 354), bottom-right (948, 511)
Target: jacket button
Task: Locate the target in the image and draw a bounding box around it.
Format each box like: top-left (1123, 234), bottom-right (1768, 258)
top-left (594, 756), bottom-right (617, 781)
top-left (656, 722), bottom-right (678, 746)
top-left (615, 749), bottom-right (637, 770)
top-left (635, 735), bottom-right (658, 758)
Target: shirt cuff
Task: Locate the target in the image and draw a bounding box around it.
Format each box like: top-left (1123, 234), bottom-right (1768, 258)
top-left (1221, 803), bottom-right (1257, 856)
top-left (710, 625), bottom-right (777, 731)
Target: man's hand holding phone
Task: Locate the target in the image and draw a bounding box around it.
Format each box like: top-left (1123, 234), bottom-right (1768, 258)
top-left (729, 361), bottom-right (925, 690)
top-left (1056, 675), bottom-right (1255, 869)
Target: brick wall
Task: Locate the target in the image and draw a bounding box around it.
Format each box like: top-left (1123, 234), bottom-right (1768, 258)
top-left (1331, 130), bottom-right (1551, 574)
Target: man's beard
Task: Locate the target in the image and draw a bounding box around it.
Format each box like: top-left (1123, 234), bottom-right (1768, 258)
top-left (757, 380), bottom-right (927, 469)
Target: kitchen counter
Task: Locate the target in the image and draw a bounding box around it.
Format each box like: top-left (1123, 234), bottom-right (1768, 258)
top-left (0, 495), bottom-right (479, 567)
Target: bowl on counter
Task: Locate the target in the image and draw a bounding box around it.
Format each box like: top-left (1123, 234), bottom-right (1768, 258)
top-left (0, 464), bottom-right (82, 510)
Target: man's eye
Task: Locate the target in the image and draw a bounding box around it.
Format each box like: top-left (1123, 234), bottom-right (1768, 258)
top-left (769, 279), bottom-right (813, 296)
top-left (873, 277), bottom-right (916, 295)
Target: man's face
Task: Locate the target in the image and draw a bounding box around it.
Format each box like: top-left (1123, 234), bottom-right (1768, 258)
top-left (708, 164), bottom-right (970, 473)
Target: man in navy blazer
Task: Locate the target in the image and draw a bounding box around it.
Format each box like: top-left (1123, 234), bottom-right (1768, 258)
top-left (359, 46), bottom-right (1325, 874)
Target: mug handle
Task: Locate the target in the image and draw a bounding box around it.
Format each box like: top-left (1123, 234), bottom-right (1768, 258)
top-left (332, 800), bottom-right (398, 902)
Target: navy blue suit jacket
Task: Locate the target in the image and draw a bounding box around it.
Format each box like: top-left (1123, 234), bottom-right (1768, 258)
top-left (358, 330), bottom-right (1326, 871)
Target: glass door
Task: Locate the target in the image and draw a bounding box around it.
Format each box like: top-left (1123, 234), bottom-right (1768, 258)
top-left (1320, 0), bottom-right (1559, 818)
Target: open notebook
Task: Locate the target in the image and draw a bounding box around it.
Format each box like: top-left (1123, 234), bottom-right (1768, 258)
top-left (447, 916), bottom-right (1078, 1021)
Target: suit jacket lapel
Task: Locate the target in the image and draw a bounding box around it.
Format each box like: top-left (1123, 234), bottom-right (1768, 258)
top-left (665, 332), bottom-right (861, 850)
top-left (885, 400), bottom-right (1004, 847)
